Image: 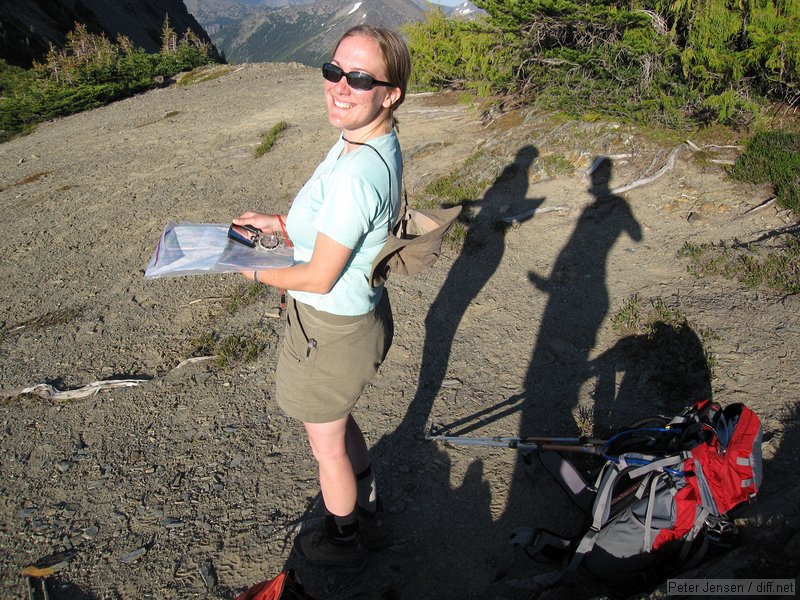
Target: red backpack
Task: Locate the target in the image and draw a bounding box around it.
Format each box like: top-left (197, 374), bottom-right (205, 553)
top-left (500, 401), bottom-right (763, 593)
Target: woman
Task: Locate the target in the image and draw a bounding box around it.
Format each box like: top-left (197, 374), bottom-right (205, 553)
top-left (232, 25), bottom-right (411, 569)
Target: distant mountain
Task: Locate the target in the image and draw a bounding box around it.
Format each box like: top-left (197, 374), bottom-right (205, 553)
top-left (446, 1), bottom-right (483, 19)
top-left (183, 0), bottom-right (319, 36)
top-left (184, 0), bottom-right (263, 36)
top-left (0, 0), bottom-right (219, 68)
top-left (186, 0), bottom-right (482, 66)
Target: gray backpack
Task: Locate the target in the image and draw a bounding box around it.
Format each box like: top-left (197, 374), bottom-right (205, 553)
top-left (498, 401), bottom-right (763, 594)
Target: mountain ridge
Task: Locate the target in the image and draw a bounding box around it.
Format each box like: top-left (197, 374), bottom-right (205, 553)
top-left (186, 0), bottom-right (482, 65)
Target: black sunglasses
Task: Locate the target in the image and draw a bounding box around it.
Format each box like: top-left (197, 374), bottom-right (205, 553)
top-left (322, 63), bottom-right (396, 91)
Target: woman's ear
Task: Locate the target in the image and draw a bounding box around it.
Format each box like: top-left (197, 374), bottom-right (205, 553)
top-left (382, 86), bottom-right (402, 110)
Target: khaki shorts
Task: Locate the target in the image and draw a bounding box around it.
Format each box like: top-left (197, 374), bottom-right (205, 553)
top-left (275, 292), bottom-right (393, 423)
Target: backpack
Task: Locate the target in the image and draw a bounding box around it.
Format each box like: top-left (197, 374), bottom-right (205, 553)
top-left (499, 400), bottom-right (763, 594)
top-left (234, 569), bottom-right (316, 600)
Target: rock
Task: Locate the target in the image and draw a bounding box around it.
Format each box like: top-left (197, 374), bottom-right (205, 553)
top-left (118, 547), bottom-right (147, 564)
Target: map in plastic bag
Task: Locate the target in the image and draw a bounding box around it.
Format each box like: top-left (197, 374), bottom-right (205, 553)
top-left (144, 222), bottom-right (294, 279)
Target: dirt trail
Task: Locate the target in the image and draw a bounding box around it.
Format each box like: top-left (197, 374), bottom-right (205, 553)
top-left (1, 62), bottom-right (798, 599)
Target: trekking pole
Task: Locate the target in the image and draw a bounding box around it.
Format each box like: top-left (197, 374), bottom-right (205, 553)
top-left (425, 430), bottom-right (607, 455)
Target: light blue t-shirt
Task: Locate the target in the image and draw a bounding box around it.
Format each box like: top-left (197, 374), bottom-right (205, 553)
top-left (285, 131), bottom-right (401, 315)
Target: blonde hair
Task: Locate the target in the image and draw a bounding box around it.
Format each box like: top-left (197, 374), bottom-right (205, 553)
top-left (332, 25), bottom-right (412, 115)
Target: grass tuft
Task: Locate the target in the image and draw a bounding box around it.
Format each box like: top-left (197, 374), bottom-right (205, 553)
top-left (226, 283), bottom-right (271, 314)
top-left (214, 333), bottom-right (266, 368)
top-left (255, 121), bottom-right (289, 158)
top-left (185, 329), bottom-right (269, 368)
top-left (678, 235), bottom-right (800, 295)
top-left (186, 331), bottom-right (217, 358)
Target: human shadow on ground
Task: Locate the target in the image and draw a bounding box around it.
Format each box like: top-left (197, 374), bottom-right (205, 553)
top-left (362, 145), bottom-right (545, 598)
top-left (501, 156), bottom-right (643, 539)
top-left (591, 319), bottom-right (714, 432)
top-left (492, 158), bottom-right (798, 597)
top-left (522, 157), bottom-right (643, 429)
top-left (399, 143), bottom-right (542, 441)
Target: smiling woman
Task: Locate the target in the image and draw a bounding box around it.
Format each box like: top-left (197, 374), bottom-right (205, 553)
top-left (230, 24), bottom-right (412, 573)
top-left (323, 34), bottom-right (400, 145)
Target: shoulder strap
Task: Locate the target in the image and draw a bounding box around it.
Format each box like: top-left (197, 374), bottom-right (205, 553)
top-left (341, 136), bottom-right (403, 234)
top-left (538, 450), bottom-right (595, 513)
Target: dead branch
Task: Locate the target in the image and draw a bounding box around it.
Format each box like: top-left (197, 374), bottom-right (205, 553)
top-left (686, 140), bottom-right (743, 152)
top-left (612, 144), bottom-right (684, 195)
top-left (500, 205), bottom-right (570, 224)
top-left (7, 379), bottom-right (149, 400)
top-left (741, 197), bottom-right (776, 216)
top-left (179, 296), bottom-right (227, 307)
top-left (2, 356), bottom-right (217, 400)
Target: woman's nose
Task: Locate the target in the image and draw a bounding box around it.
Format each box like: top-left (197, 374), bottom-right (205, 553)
top-left (333, 76), bottom-right (350, 94)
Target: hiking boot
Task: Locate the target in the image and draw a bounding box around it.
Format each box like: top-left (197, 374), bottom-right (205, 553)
top-left (294, 527), bottom-right (368, 570)
top-left (357, 504), bottom-right (391, 550)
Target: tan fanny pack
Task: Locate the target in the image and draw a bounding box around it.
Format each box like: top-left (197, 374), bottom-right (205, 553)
top-left (344, 137), bottom-right (462, 287)
top-left (369, 192), bottom-right (462, 287)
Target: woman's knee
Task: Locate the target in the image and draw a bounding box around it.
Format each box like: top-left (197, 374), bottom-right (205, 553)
top-left (304, 418), bottom-right (349, 463)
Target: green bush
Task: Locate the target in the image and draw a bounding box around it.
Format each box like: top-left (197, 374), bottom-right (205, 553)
top-left (404, 8), bottom-right (514, 96)
top-left (0, 20), bottom-right (215, 143)
top-left (405, 1), bottom-right (799, 128)
top-left (730, 130), bottom-right (800, 214)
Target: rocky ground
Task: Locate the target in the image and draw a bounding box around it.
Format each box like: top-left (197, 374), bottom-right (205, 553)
top-left (0, 62), bottom-right (798, 600)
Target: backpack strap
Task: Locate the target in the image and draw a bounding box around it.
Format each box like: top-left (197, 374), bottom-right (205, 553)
top-left (627, 453), bottom-right (687, 477)
top-left (642, 473), bottom-right (663, 550)
top-left (543, 460), bottom-right (627, 584)
top-left (679, 507), bottom-right (710, 564)
top-left (538, 450), bottom-right (595, 513)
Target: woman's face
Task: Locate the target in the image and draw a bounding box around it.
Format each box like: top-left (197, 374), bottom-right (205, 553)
top-left (325, 34), bottom-right (401, 139)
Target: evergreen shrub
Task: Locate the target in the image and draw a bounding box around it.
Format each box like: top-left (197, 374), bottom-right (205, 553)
top-left (730, 130), bottom-right (800, 214)
top-left (0, 20), bottom-right (215, 143)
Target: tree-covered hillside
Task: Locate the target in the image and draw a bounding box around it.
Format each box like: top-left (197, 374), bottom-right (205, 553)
top-left (406, 0), bottom-right (800, 129)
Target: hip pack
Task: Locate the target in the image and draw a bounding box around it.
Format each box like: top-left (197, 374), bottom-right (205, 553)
top-left (341, 138), bottom-right (462, 288)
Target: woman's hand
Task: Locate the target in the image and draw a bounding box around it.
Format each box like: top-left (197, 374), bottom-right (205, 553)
top-left (232, 212), bottom-right (281, 235)
top-left (248, 232), bottom-right (352, 294)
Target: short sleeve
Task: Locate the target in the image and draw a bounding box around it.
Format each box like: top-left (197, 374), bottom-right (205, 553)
top-left (313, 167), bottom-right (381, 250)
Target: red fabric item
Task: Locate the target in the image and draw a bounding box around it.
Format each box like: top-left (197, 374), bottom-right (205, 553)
top-left (234, 570), bottom-right (290, 600)
top-left (651, 476), bottom-right (702, 550)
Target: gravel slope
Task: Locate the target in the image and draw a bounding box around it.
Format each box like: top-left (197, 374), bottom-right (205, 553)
top-left (1, 62), bottom-right (798, 599)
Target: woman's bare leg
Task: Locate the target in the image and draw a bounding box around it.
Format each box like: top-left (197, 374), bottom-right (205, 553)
top-left (304, 416), bottom-right (356, 517)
